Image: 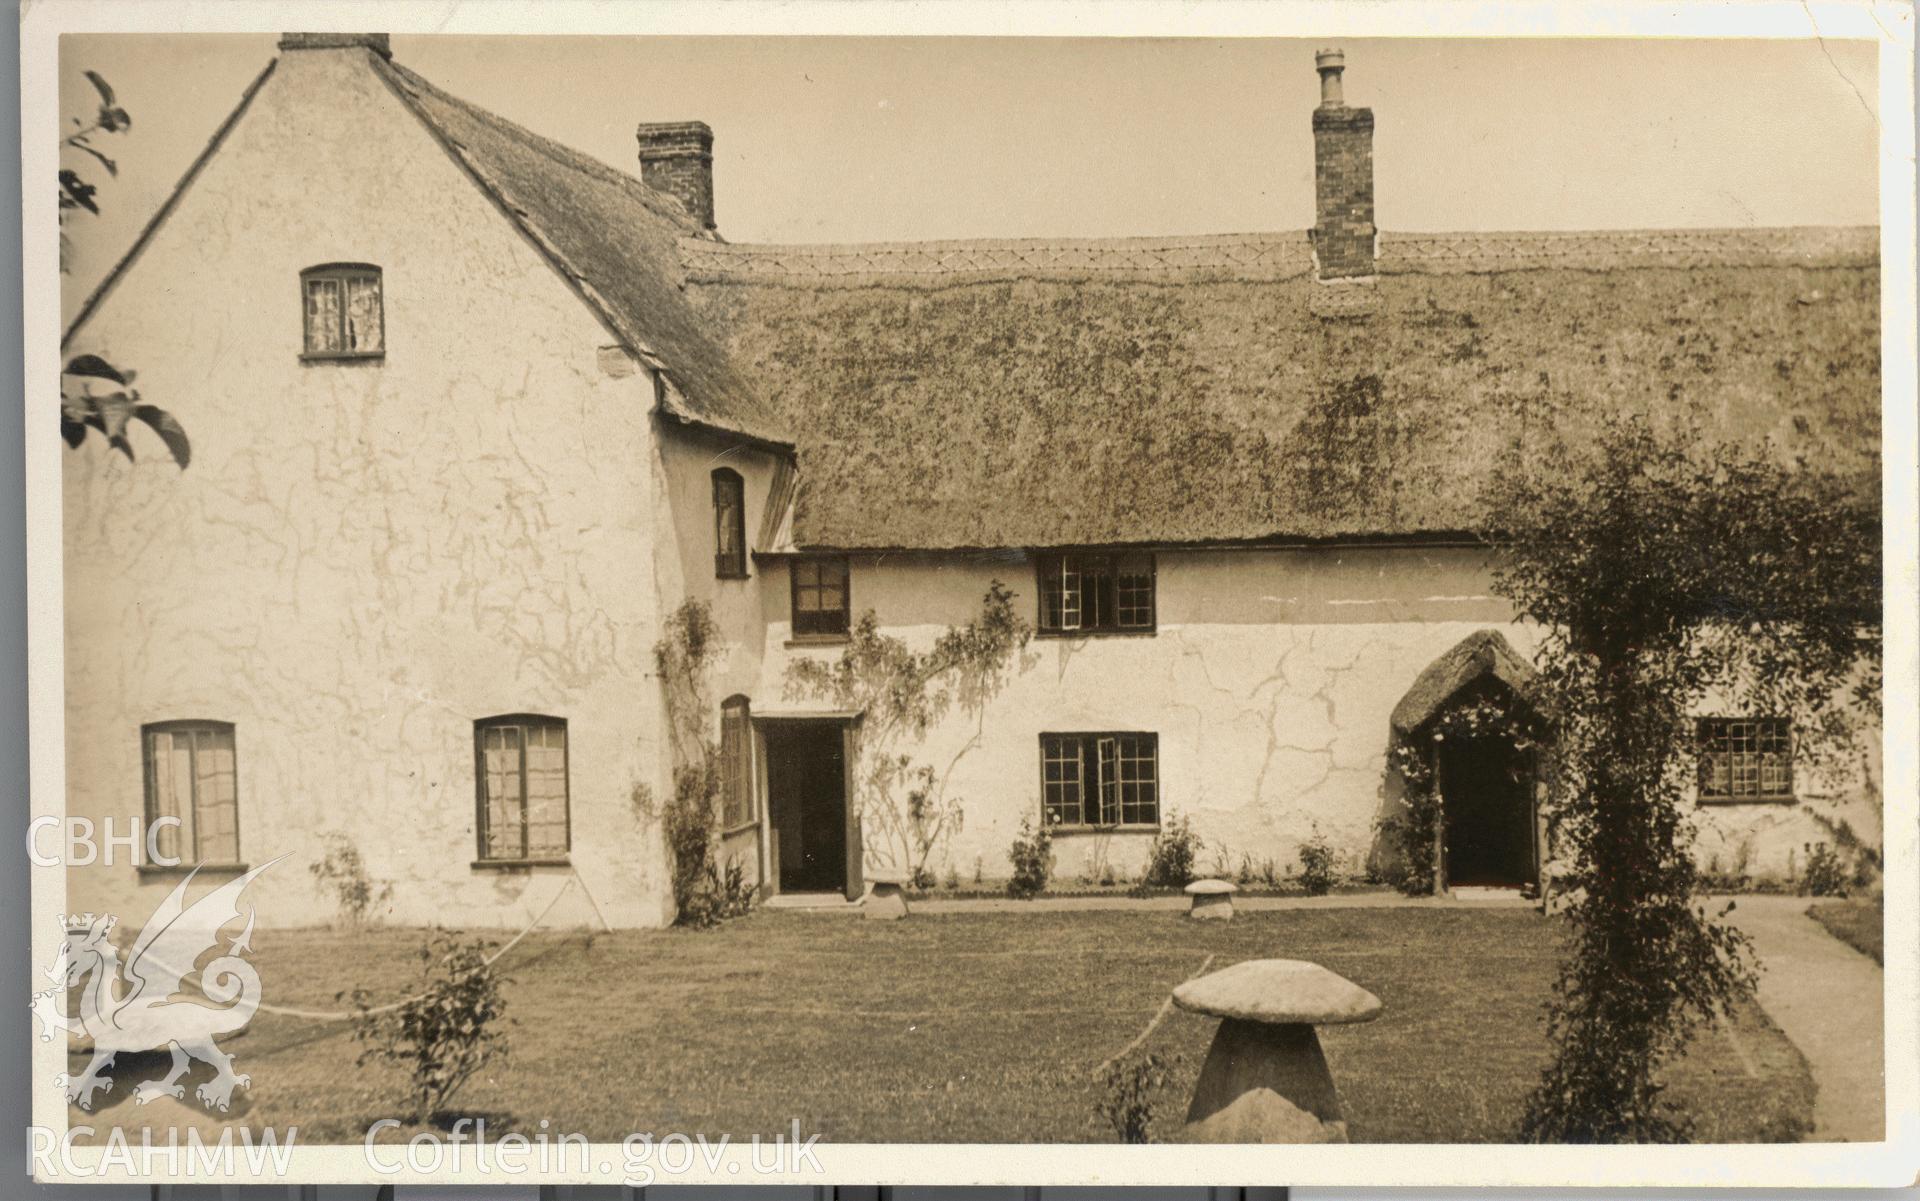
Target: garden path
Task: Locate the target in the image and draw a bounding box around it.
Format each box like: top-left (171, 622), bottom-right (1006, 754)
top-left (1723, 893), bottom-right (1886, 1142)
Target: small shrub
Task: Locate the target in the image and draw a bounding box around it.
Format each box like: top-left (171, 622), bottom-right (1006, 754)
top-left (972, 855), bottom-right (984, 885)
top-left (1006, 816), bottom-right (1054, 899)
top-left (1208, 840), bottom-right (1233, 879)
top-left (1259, 856), bottom-right (1282, 888)
top-left (1143, 812), bottom-right (1200, 888)
top-left (309, 834), bottom-right (392, 926)
top-left (942, 862), bottom-right (962, 891)
top-left (1802, 841), bottom-right (1848, 898)
top-left (909, 864), bottom-right (938, 892)
top-left (679, 857), bottom-right (757, 929)
top-left (1099, 861), bottom-right (1118, 887)
top-left (346, 932), bottom-right (512, 1124)
top-left (1094, 1052), bottom-right (1177, 1143)
top-left (1297, 831), bottom-right (1337, 896)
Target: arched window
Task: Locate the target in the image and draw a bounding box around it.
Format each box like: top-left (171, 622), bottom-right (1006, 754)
top-left (712, 468), bottom-right (747, 578)
top-left (474, 715), bottom-right (569, 862)
top-left (720, 696), bottom-right (754, 828)
top-left (301, 263), bottom-right (384, 359)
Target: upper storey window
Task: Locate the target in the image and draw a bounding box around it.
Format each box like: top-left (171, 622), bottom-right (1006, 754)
top-left (301, 264), bottom-right (384, 360)
top-left (1036, 551), bottom-right (1156, 635)
top-left (713, 469), bottom-right (747, 579)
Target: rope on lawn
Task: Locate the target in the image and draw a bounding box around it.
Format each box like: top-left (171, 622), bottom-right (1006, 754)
top-left (248, 874), bottom-right (581, 1023)
top-left (1090, 952), bottom-right (1215, 1078)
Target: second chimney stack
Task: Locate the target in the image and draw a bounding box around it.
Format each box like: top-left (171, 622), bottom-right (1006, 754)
top-left (1310, 50), bottom-right (1375, 280)
top-left (637, 121), bottom-right (716, 234)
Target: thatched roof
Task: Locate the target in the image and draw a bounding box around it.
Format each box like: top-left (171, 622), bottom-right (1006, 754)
top-left (1390, 630), bottom-right (1538, 735)
top-left (684, 227), bottom-right (1878, 549)
top-left (372, 59), bottom-right (786, 445)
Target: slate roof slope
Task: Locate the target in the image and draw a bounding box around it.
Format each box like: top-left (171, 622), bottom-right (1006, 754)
top-left (683, 228), bottom-right (1880, 549)
top-left (373, 58), bottom-right (788, 445)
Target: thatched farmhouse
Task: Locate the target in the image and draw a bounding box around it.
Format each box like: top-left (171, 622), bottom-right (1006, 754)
top-left (61, 35), bottom-right (1881, 927)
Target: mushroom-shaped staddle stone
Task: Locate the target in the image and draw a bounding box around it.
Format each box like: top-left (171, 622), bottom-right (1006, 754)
top-left (1172, 959), bottom-right (1382, 1144)
top-left (1184, 878), bottom-right (1237, 921)
top-left (863, 871), bottom-right (911, 921)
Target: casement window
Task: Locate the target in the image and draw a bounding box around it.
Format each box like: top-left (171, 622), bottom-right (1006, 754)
top-left (719, 696), bottom-right (754, 829)
top-left (1041, 732), bottom-right (1160, 827)
top-left (1697, 717), bottom-right (1793, 802)
top-left (142, 721), bottom-right (240, 865)
top-left (1036, 552), bottom-right (1156, 635)
top-left (475, 716), bottom-right (570, 861)
top-left (791, 556), bottom-right (850, 638)
top-left (712, 469), bottom-right (747, 579)
top-left (301, 263), bottom-right (384, 359)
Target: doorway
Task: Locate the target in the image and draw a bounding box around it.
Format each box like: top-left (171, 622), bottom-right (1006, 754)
top-left (763, 721), bottom-right (859, 898)
top-left (1439, 733), bottom-right (1536, 888)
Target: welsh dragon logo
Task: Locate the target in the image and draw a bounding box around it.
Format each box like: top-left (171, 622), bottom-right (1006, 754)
top-left (32, 860), bottom-right (279, 1113)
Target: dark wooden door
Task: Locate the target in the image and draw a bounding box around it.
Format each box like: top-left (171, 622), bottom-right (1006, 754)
top-left (767, 723), bottom-right (848, 894)
top-left (1440, 734), bottom-right (1536, 887)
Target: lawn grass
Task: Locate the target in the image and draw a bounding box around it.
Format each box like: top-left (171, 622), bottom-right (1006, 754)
top-left (73, 907), bottom-right (1812, 1145)
top-left (1807, 896), bottom-right (1885, 964)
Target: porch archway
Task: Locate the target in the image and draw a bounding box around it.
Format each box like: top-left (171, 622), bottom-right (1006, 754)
top-left (1391, 630), bottom-right (1548, 895)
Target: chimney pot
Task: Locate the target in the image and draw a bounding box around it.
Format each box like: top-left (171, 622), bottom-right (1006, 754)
top-left (636, 120), bottom-right (717, 233)
top-left (1310, 49), bottom-right (1375, 280)
top-left (1314, 48), bottom-right (1346, 107)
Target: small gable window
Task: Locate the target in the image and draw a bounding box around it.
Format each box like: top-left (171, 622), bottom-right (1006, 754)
top-left (1697, 717), bottom-right (1793, 802)
top-left (1037, 551), bottom-right (1156, 635)
top-left (301, 264), bottom-right (384, 359)
top-left (720, 696), bottom-right (754, 829)
top-left (475, 715), bottom-right (570, 861)
top-left (713, 468), bottom-right (747, 579)
top-left (791, 556), bottom-right (850, 639)
top-left (142, 721), bottom-right (239, 866)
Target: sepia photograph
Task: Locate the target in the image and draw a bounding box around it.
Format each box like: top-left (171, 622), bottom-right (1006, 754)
top-left (19, 1), bottom-right (1918, 1190)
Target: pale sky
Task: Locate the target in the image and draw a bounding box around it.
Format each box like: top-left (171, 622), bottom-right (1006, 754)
top-left (58, 35), bottom-right (1879, 322)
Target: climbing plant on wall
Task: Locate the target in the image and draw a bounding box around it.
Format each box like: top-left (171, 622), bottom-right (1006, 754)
top-left (784, 580), bottom-right (1033, 885)
top-left (1487, 416), bottom-right (1879, 1142)
top-left (640, 600), bottom-right (754, 927)
top-left (1384, 692), bottom-right (1542, 897)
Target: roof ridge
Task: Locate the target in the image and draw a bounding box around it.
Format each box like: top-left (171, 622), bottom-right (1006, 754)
top-left (683, 224), bottom-right (1877, 287)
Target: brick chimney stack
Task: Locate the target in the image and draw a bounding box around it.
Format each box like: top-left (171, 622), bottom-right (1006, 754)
top-left (1311, 49), bottom-right (1375, 280)
top-left (636, 121), bottom-right (717, 234)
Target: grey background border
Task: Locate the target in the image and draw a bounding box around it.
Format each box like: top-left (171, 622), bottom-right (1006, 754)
top-left (2, 15), bottom-right (1914, 1201)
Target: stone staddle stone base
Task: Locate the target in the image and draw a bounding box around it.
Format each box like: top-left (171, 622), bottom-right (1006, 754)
top-left (1189, 891), bottom-right (1234, 921)
top-left (1179, 1019), bottom-right (1348, 1143)
top-left (863, 881), bottom-right (910, 920)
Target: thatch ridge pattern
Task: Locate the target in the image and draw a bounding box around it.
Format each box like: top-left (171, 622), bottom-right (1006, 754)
top-left (683, 226), bottom-right (1877, 288)
top-left (681, 232), bottom-right (1316, 286)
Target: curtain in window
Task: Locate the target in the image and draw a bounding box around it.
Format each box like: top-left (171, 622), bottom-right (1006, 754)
top-left (479, 718), bottom-right (568, 859)
top-left (481, 724), bottom-right (524, 859)
top-left (345, 275), bottom-right (383, 353)
top-left (144, 724), bottom-right (238, 864)
top-left (304, 277), bottom-right (343, 353)
top-left (720, 699), bottom-right (752, 827)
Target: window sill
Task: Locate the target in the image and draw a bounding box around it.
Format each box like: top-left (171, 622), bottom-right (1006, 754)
top-left (299, 352), bottom-right (385, 365)
top-left (1048, 824), bottom-right (1161, 836)
top-left (138, 862), bottom-right (249, 877)
top-left (715, 571), bottom-right (751, 582)
top-left (1035, 628), bottom-right (1157, 640)
top-left (785, 634), bottom-right (850, 648)
top-left (471, 857), bottom-right (571, 871)
top-left (718, 820), bottom-right (760, 838)
top-left (1698, 796), bottom-right (1798, 806)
